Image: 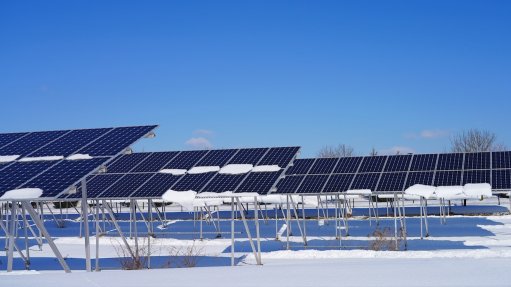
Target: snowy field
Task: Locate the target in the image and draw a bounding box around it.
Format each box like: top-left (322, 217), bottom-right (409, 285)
top-left (2, 200), bottom-right (511, 286)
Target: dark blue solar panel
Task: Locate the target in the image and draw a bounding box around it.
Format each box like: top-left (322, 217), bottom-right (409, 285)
top-left (164, 150), bottom-right (208, 169)
top-left (276, 175), bottom-right (305, 194)
top-left (323, 174), bottom-right (355, 193)
top-left (0, 130), bottom-right (69, 156)
top-left (464, 152), bottom-right (490, 170)
top-left (131, 152), bottom-right (179, 172)
top-left (227, 148), bottom-right (268, 165)
top-left (463, 170), bottom-right (491, 185)
top-left (77, 126), bottom-right (156, 156)
top-left (130, 174), bottom-right (182, 198)
top-left (257, 147), bottom-right (300, 167)
top-left (358, 156), bottom-right (387, 173)
top-left (73, 174), bottom-right (124, 198)
top-left (236, 171), bottom-right (283, 194)
top-left (434, 171), bottom-right (462, 186)
top-left (195, 149), bottom-right (238, 166)
top-left (171, 173), bottom-right (215, 192)
top-left (333, 157), bottom-right (363, 173)
top-left (492, 152), bottom-right (511, 169)
top-left (409, 154), bottom-right (438, 171)
top-left (377, 172), bottom-right (407, 191)
top-left (492, 170), bottom-right (511, 190)
top-left (99, 173), bottom-right (154, 198)
top-left (201, 174), bottom-right (247, 193)
top-left (0, 133), bottom-right (28, 149)
top-left (436, 153), bottom-right (463, 171)
top-left (106, 153), bottom-right (151, 173)
top-left (22, 158), bottom-right (109, 197)
top-left (384, 155), bottom-right (412, 172)
top-left (0, 161), bottom-right (56, 193)
top-left (308, 158), bottom-right (339, 174)
top-left (286, 159), bottom-right (315, 175)
top-left (297, 175), bottom-right (329, 193)
top-left (405, 172), bottom-right (434, 189)
top-left (350, 173), bottom-right (381, 190)
top-left (27, 128), bottom-right (112, 157)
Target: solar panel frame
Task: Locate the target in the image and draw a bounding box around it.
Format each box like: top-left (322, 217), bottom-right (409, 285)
top-left (308, 158), bottom-right (339, 175)
top-left (463, 170), bottom-right (491, 185)
top-left (285, 159), bottom-right (315, 175)
top-left (384, 155), bottom-right (412, 172)
top-left (276, 175), bottom-right (305, 194)
top-left (434, 170), bottom-right (462, 186)
top-left (376, 172), bottom-right (407, 192)
top-left (322, 174), bottom-right (355, 193)
top-left (464, 152), bottom-right (491, 170)
top-left (297, 175), bottom-right (329, 193)
top-left (358, 156), bottom-right (388, 173)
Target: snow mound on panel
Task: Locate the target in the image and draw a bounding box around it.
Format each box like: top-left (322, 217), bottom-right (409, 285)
top-left (159, 169), bottom-right (187, 175)
top-left (66, 154), bottom-right (93, 160)
top-left (463, 183), bottom-right (492, 199)
top-left (0, 155), bottom-right (20, 163)
top-left (1, 188), bottom-right (43, 200)
top-left (161, 190), bottom-right (196, 211)
top-left (435, 186), bottom-right (465, 200)
top-left (187, 166), bottom-right (220, 174)
top-left (19, 156), bottom-right (64, 162)
top-left (405, 184), bottom-right (436, 199)
top-left (193, 192), bottom-right (224, 207)
top-left (219, 164), bottom-right (253, 175)
top-left (252, 165), bottom-right (281, 172)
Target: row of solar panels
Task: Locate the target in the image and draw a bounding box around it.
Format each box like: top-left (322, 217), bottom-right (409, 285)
top-left (286, 152), bottom-right (511, 175)
top-left (61, 147), bottom-right (300, 199)
top-left (0, 126), bottom-right (157, 199)
top-left (278, 169), bottom-right (511, 194)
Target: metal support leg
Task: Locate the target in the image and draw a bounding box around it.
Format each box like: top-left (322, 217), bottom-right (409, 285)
top-left (103, 200), bottom-right (135, 259)
top-left (95, 200), bottom-right (100, 272)
top-left (81, 178), bottom-right (91, 272)
top-left (235, 198), bottom-right (261, 265)
top-left (231, 199), bottom-right (235, 266)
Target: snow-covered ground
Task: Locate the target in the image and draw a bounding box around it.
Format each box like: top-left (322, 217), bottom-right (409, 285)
top-left (2, 201), bottom-right (511, 286)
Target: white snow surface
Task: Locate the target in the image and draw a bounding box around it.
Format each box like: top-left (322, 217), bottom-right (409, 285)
top-left (66, 154), bottom-right (93, 160)
top-left (251, 165), bottom-right (281, 172)
top-left (219, 164), bottom-right (253, 175)
top-left (0, 155), bottom-right (20, 163)
top-left (187, 166), bottom-right (220, 174)
top-left (435, 186), bottom-right (465, 200)
top-left (405, 184), bottom-right (436, 199)
top-left (159, 169), bottom-right (187, 175)
top-left (1, 188), bottom-right (43, 199)
top-left (161, 189), bottom-right (196, 210)
top-left (19, 155), bottom-right (64, 162)
top-left (464, 183), bottom-right (492, 199)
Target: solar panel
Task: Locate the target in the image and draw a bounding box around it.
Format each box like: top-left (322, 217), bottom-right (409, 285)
top-left (405, 172), bottom-right (434, 189)
top-left (322, 174), bottom-right (355, 193)
top-left (286, 159), bottom-right (315, 175)
top-left (308, 158), bottom-right (339, 174)
top-left (463, 170), bottom-right (491, 185)
top-left (0, 132), bottom-right (28, 149)
top-left (492, 170), bottom-right (511, 190)
top-left (464, 152), bottom-right (491, 170)
top-left (377, 172), bottom-right (407, 191)
top-left (131, 152), bottom-right (179, 172)
top-left (492, 151), bottom-right (511, 169)
top-left (171, 173), bottom-right (214, 192)
top-left (72, 174), bottom-right (124, 199)
top-left (201, 174), bottom-right (246, 193)
top-left (227, 148), bottom-right (268, 165)
top-left (350, 173), bottom-right (380, 190)
top-left (164, 150), bottom-right (209, 169)
top-left (434, 171), bottom-right (462, 186)
top-left (409, 154), bottom-right (438, 171)
top-left (297, 175), bottom-right (329, 193)
top-left (436, 153), bottom-right (463, 171)
top-left (0, 130), bottom-right (69, 156)
top-left (106, 153), bottom-right (152, 173)
top-left (99, 173), bottom-right (154, 198)
top-left (76, 126), bottom-right (156, 156)
top-left (130, 174), bottom-right (182, 198)
top-left (333, 157), bottom-right (363, 173)
top-left (0, 161), bottom-right (56, 193)
top-left (258, 147), bottom-right (300, 167)
top-left (195, 149), bottom-right (237, 166)
top-left (276, 175), bottom-right (305, 194)
top-left (237, 171), bottom-right (283, 194)
top-left (384, 155), bottom-right (412, 172)
top-left (358, 156), bottom-right (387, 173)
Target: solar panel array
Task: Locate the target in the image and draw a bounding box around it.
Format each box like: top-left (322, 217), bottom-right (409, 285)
top-left (64, 147), bottom-right (300, 199)
top-left (277, 151), bottom-right (511, 194)
top-left (0, 125), bottom-right (157, 199)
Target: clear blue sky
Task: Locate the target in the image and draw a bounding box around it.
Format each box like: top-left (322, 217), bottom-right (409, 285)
top-left (1, 1), bottom-right (510, 157)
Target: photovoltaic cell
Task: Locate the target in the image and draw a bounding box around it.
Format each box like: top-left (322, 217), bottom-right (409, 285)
top-left (350, 173), bottom-right (380, 190)
top-left (77, 126), bottom-right (156, 156)
top-left (71, 174), bottom-right (124, 199)
top-left (258, 147), bottom-right (300, 167)
top-left (409, 154), bottom-right (438, 171)
top-left (333, 157), bottom-right (363, 173)
top-left (358, 156), bottom-right (387, 173)
top-left (106, 153), bottom-right (152, 173)
top-left (130, 173), bottom-right (182, 198)
top-left (227, 148), bottom-right (268, 165)
top-left (323, 174), bottom-right (355, 193)
top-left (286, 159), bottom-right (315, 175)
top-left (492, 151), bottom-right (511, 169)
top-left (201, 174), bottom-right (246, 193)
top-left (131, 152), bottom-right (179, 172)
top-left (377, 172), bottom-right (407, 191)
top-left (492, 170), bottom-right (511, 190)
top-left (276, 175), bottom-right (305, 193)
top-left (164, 150), bottom-right (209, 169)
top-left (464, 152), bottom-right (491, 170)
top-left (384, 155), bottom-right (412, 172)
top-left (436, 153), bottom-right (463, 171)
top-left (0, 161), bottom-right (56, 193)
top-left (297, 175), bottom-right (329, 193)
top-left (195, 149), bottom-right (238, 166)
top-left (99, 173), bottom-right (154, 198)
top-left (0, 133), bottom-right (28, 149)
top-left (236, 172), bottom-right (282, 194)
top-left (308, 158), bottom-right (339, 174)
top-left (434, 171), bottom-right (462, 186)
top-left (463, 170), bottom-right (491, 185)
top-left (171, 173), bottom-right (214, 192)
top-left (0, 130), bottom-right (69, 156)
top-left (405, 172), bottom-right (434, 189)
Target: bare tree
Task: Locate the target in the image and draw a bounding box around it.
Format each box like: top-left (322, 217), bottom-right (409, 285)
top-left (317, 144), bottom-right (355, 158)
top-left (450, 129), bottom-right (507, 152)
top-left (369, 147), bottom-right (378, 156)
